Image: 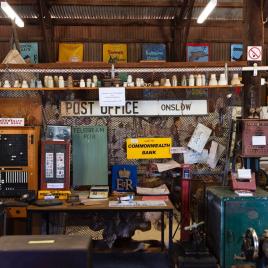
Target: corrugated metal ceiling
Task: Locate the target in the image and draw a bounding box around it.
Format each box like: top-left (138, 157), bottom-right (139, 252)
top-left (192, 7), bottom-right (242, 20)
top-left (195, 0), bottom-right (242, 3)
top-left (0, 5), bottom-right (38, 19)
top-left (50, 6), bottom-right (178, 20)
top-left (0, 3), bottom-right (243, 21)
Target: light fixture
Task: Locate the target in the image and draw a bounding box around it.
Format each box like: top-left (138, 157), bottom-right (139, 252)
top-left (1, 1), bottom-right (24, 27)
top-left (197, 0), bottom-right (217, 24)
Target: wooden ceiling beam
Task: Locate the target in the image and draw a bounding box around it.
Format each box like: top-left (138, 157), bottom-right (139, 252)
top-left (5, 0), bottom-right (38, 4)
top-left (0, 18), bottom-right (243, 27)
top-left (47, 0), bottom-right (243, 8)
top-left (194, 2), bottom-right (243, 8)
top-left (0, 18), bottom-right (40, 25)
top-left (47, 0), bottom-right (180, 7)
top-left (3, 0), bottom-right (244, 8)
top-left (51, 19), bottom-right (172, 26)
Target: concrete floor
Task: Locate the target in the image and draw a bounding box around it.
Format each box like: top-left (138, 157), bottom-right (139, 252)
top-left (132, 212), bottom-right (181, 248)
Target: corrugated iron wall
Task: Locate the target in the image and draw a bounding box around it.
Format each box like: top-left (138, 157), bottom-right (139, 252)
top-left (0, 24), bottom-right (267, 63)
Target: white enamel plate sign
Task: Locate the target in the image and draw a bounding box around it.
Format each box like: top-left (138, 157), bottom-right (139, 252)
top-left (60, 100), bottom-right (208, 116)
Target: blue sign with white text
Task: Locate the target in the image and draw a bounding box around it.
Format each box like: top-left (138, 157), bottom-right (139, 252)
top-left (142, 44), bottom-right (166, 61)
top-left (231, 44), bottom-right (243, 61)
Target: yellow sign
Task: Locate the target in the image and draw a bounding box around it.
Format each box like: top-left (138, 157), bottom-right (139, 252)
top-left (103, 43), bottom-right (127, 63)
top-left (38, 190), bottom-right (71, 200)
top-left (126, 137), bottom-right (172, 159)
top-left (58, 43), bottom-right (83, 62)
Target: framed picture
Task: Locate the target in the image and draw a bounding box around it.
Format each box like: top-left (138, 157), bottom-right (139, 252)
top-left (58, 43), bottom-right (84, 62)
top-left (231, 44), bottom-right (243, 61)
top-left (186, 43), bottom-right (209, 62)
top-left (20, 42), bottom-right (38, 63)
top-left (103, 44), bottom-right (127, 63)
top-left (46, 125), bottom-right (71, 141)
top-left (142, 43), bottom-right (166, 61)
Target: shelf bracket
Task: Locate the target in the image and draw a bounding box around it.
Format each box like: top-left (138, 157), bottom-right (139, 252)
top-left (253, 63), bottom-right (258, 76)
top-left (111, 64), bottom-right (115, 79)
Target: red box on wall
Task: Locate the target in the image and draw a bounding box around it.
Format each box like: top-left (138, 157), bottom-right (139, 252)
top-left (41, 140), bottom-right (71, 190)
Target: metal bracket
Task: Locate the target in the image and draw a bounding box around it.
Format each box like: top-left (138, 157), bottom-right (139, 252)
top-left (253, 63), bottom-right (258, 76)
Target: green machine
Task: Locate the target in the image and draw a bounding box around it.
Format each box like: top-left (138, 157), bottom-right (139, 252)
top-left (206, 186), bottom-right (268, 268)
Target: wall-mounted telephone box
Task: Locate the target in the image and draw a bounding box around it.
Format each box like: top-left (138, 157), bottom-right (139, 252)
top-left (41, 140), bottom-right (71, 190)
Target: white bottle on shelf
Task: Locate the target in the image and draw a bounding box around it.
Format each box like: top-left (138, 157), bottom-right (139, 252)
top-left (80, 79), bottom-right (85, 88)
top-left (30, 79), bottom-right (36, 88)
top-left (189, 74), bottom-right (195, 86)
top-left (36, 80), bottom-right (43, 88)
top-left (201, 74), bottom-right (206, 86)
top-left (21, 80), bottom-right (29, 88)
top-left (13, 80), bottom-right (20, 88)
top-left (93, 75), bottom-right (98, 85)
top-left (218, 73), bottom-right (228, 85)
top-left (165, 79), bottom-right (171, 87)
top-left (44, 76), bottom-right (48, 87)
top-left (127, 75), bottom-right (133, 84)
top-left (3, 80), bottom-right (11, 88)
top-left (196, 74), bottom-right (202, 86)
top-left (231, 73), bottom-right (241, 85)
top-left (47, 76), bottom-right (54, 88)
top-left (136, 78), bottom-right (141, 87)
top-left (58, 76), bottom-right (65, 88)
top-left (209, 74), bottom-right (218, 86)
top-left (181, 75), bottom-right (187, 86)
top-left (86, 78), bottom-right (92, 87)
top-left (172, 75), bottom-right (177, 86)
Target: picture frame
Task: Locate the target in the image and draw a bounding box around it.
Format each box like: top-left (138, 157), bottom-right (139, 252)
top-left (186, 43), bottom-right (209, 62)
top-left (46, 125), bottom-right (71, 141)
top-left (142, 43), bottom-right (166, 61)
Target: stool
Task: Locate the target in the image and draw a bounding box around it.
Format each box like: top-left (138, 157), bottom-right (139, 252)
top-left (0, 235), bottom-right (92, 268)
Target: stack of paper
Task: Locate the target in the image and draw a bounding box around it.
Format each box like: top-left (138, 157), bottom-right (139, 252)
top-left (136, 184), bottom-right (170, 195)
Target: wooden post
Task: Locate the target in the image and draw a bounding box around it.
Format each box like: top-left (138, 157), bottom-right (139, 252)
top-left (11, 21), bottom-right (21, 53)
top-left (38, 0), bottom-right (54, 62)
top-left (171, 0), bottom-right (195, 61)
top-left (243, 0), bottom-right (264, 118)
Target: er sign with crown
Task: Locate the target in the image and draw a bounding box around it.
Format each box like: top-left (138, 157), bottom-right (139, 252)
top-left (112, 165), bottom-right (137, 192)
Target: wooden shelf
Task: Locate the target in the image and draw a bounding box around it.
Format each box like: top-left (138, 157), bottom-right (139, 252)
top-left (0, 87), bottom-right (98, 91)
top-left (126, 85), bottom-right (243, 90)
top-left (0, 61), bottom-right (247, 70)
top-left (0, 85), bottom-right (243, 91)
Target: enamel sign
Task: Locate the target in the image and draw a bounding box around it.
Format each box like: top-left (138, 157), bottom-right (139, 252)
top-left (61, 100), bottom-right (207, 117)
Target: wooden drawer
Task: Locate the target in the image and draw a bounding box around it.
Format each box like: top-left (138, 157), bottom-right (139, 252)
top-left (7, 207), bottom-right (27, 218)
